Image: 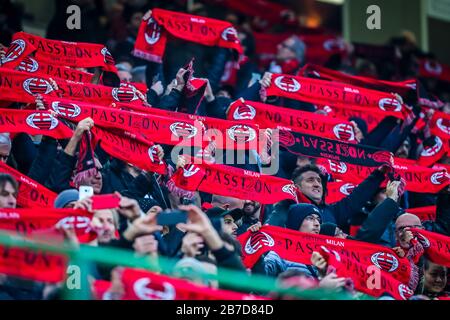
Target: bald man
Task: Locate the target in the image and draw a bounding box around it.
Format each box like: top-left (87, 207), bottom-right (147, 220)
top-left (211, 195), bottom-right (244, 211)
top-left (395, 213), bottom-right (423, 248)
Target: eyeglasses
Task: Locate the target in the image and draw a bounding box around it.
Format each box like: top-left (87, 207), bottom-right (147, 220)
top-left (396, 225), bottom-right (423, 233)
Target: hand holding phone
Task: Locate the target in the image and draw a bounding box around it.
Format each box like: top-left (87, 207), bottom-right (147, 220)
top-left (79, 186), bottom-right (94, 201)
top-left (156, 210), bottom-right (188, 226)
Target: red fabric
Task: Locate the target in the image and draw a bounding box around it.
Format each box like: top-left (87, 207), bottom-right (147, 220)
top-left (325, 181), bottom-right (356, 204)
top-left (321, 247), bottom-right (414, 300)
top-left (299, 64), bottom-right (417, 98)
top-left (429, 110), bottom-right (450, 141)
top-left (170, 158), bottom-right (298, 204)
top-left (0, 162), bottom-right (57, 208)
top-left (417, 136), bottom-right (449, 167)
top-left (0, 68), bottom-right (58, 103)
top-left (0, 208), bottom-right (95, 241)
top-left (0, 36), bottom-right (37, 69)
top-left (17, 56), bottom-right (94, 83)
top-left (113, 268), bottom-right (268, 300)
top-left (227, 99), bottom-right (358, 143)
top-left (277, 129), bottom-right (392, 167)
top-left (133, 8), bottom-right (243, 63)
top-left (419, 59), bottom-right (450, 84)
top-left (266, 74), bottom-right (409, 118)
top-left (91, 126), bottom-right (167, 175)
top-left (14, 31), bottom-right (117, 73)
top-left (407, 206), bottom-right (436, 222)
top-left (349, 225), bottom-right (361, 237)
top-left (237, 225), bottom-right (412, 285)
top-left (0, 108), bottom-right (73, 139)
top-left (411, 228), bottom-right (450, 268)
top-left (317, 157), bottom-right (450, 194)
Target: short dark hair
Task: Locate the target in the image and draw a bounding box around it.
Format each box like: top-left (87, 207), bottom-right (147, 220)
top-left (292, 164), bottom-right (325, 185)
top-left (0, 173), bottom-right (18, 194)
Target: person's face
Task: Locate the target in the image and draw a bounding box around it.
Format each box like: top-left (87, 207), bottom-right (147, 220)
top-left (395, 140), bottom-right (410, 158)
top-left (0, 182), bottom-right (17, 209)
top-left (223, 214), bottom-right (238, 237)
top-left (276, 37), bottom-right (297, 62)
top-left (80, 159), bottom-right (103, 194)
top-left (0, 145), bottom-right (10, 163)
top-left (395, 215), bottom-right (423, 248)
top-left (335, 227), bottom-right (348, 239)
top-left (299, 214), bottom-right (321, 234)
top-left (118, 70), bottom-right (132, 82)
top-left (297, 171), bottom-right (323, 203)
top-left (242, 200), bottom-right (260, 216)
top-left (424, 262), bottom-right (447, 293)
top-left (93, 210), bottom-right (116, 244)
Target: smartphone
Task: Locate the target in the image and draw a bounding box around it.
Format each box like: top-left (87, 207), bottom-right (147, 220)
top-left (79, 186), bottom-right (94, 201)
top-left (91, 194), bottom-right (121, 210)
top-left (156, 210), bottom-right (188, 226)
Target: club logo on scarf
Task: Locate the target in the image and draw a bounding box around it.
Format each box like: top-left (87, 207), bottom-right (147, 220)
top-left (56, 216), bottom-right (91, 232)
top-left (436, 118), bottom-right (450, 135)
top-left (51, 101), bottom-right (81, 118)
top-left (144, 18), bottom-right (162, 45)
top-left (26, 112), bottom-right (59, 130)
top-left (424, 60), bottom-right (443, 75)
top-left (378, 98), bottom-right (402, 112)
top-left (282, 184), bottom-right (297, 199)
top-left (278, 130), bottom-right (295, 147)
top-left (23, 78), bottom-right (53, 95)
top-left (370, 252), bottom-right (399, 272)
top-left (421, 137), bottom-right (443, 157)
top-left (101, 47), bottom-right (115, 65)
top-left (333, 123), bottom-right (355, 141)
top-left (323, 38), bottom-right (346, 52)
top-left (170, 122), bottom-right (198, 138)
top-left (183, 164), bottom-right (200, 177)
top-left (414, 232), bottom-right (431, 248)
top-left (372, 151), bottom-right (392, 164)
top-left (233, 104), bottom-right (256, 120)
top-left (320, 246), bottom-right (342, 262)
top-left (227, 125), bottom-right (256, 142)
top-left (430, 171), bottom-right (449, 185)
top-left (274, 76), bottom-right (301, 92)
top-left (398, 284), bottom-right (414, 300)
top-left (221, 27), bottom-right (239, 43)
top-left (147, 146), bottom-right (162, 164)
top-left (133, 278), bottom-right (176, 300)
top-left (339, 183), bottom-right (355, 196)
top-left (328, 160), bottom-right (347, 174)
top-left (18, 56), bottom-right (39, 73)
top-left (1, 39), bottom-right (26, 64)
top-left (244, 231), bottom-right (274, 255)
top-left (112, 83), bottom-right (138, 102)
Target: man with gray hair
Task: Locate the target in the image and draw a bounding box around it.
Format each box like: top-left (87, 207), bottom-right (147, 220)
top-left (269, 35), bottom-right (306, 75)
top-left (0, 133), bottom-right (11, 164)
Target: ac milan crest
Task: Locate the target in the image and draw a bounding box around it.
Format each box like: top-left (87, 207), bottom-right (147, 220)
top-left (26, 112), bottom-right (59, 130)
top-left (147, 145), bottom-right (162, 164)
top-left (133, 278), bottom-right (175, 300)
top-left (278, 130), bottom-right (295, 147)
top-left (18, 56), bottom-right (39, 73)
top-left (370, 252), bottom-right (399, 272)
top-left (56, 216), bottom-right (91, 233)
top-left (51, 101), bottom-right (81, 118)
top-left (101, 47), bottom-right (115, 65)
top-left (1, 39), bottom-right (26, 64)
top-left (339, 183), bottom-right (355, 196)
top-left (421, 136), bottom-right (443, 157)
top-left (23, 78), bottom-right (53, 95)
top-left (398, 284), bottom-right (414, 300)
top-left (274, 76), bottom-right (301, 92)
top-left (328, 160), bottom-right (347, 174)
top-left (170, 122), bottom-right (198, 139)
top-left (372, 151), bottom-right (393, 164)
top-left (282, 184), bottom-right (297, 199)
top-left (333, 123), bottom-right (355, 142)
top-left (436, 118), bottom-right (450, 136)
top-left (221, 27), bottom-right (239, 43)
top-left (144, 18), bottom-right (162, 45)
top-left (227, 125), bottom-right (256, 142)
top-left (233, 103), bottom-right (256, 120)
top-left (378, 98), bottom-right (402, 112)
top-left (424, 60), bottom-right (443, 75)
top-left (244, 232), bottom-right (275, 255)
top-left (183, 164), bottom-right (200, 178)
top-left (430, 171), bottom-right (449, 185)
top-left (414, 232), bottom-right (431, 248)
top-left (112, 83), bottom-right (138, 102)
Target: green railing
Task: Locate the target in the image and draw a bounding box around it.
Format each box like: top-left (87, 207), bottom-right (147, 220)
top-left (0, 231), bottom-right (371, 300)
